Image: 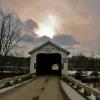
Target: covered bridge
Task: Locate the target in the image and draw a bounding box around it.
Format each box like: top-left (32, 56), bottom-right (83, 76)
top-left (29, 41), bottom-right (70, 75)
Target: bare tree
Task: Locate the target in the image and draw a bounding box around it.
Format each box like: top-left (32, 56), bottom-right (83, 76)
top-left (0, 9), bottom-right (21, 57)
top-left (0, 9), bottom-right (22, 71)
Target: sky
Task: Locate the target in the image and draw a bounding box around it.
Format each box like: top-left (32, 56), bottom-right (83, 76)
top-left (0, 0), bottom-right (100, 57)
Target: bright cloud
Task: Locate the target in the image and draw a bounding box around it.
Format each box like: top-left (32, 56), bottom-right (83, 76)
top-left (35, 15), bottom-right (59, 38)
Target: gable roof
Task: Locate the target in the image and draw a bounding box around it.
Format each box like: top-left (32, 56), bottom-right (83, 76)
top-left (29, 41), bottom-right (70, 55)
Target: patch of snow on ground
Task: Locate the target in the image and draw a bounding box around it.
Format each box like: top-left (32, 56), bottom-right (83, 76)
top-left (60, 80), bottom-right (96, 100)
top-left (60, 80), bottom-right (86, 100)
top-left (87, 94), bottom-right (95, 100)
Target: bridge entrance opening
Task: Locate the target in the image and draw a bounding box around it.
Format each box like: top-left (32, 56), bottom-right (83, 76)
top-left (36, 53), bottom-right (61, 75)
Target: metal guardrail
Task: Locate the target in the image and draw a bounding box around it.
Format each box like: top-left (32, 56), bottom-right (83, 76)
top-left (0, 73), bottom-right (35, 89)
top-left (62, 75), bottom-right (100, 100)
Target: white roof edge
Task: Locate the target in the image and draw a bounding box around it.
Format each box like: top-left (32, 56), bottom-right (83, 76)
top-left (29, 41), bottom-right (70, 55)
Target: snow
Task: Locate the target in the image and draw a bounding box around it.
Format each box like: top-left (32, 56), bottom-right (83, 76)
top-left (60, 80), bottom-right (97, 100)
top-left (60, 80), bottom-right (86, 100)
top-left (68, 71), bottom-right (100, 76)
top-left (87, 94), bottom-right (95, 100)
top-left (68, 71), bottom-right (76, 75)
top-left (0, 79), bottom-right (33, 94)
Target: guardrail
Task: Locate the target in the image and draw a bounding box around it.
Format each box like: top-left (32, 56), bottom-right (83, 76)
top-left (62, 75), bottom-right (100, 100)
top-left (0, 73), bottom-right (35, 89)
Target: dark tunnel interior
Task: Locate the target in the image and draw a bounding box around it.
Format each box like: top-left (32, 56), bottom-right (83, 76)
top-left (36, 53), bottom-right (61, 75)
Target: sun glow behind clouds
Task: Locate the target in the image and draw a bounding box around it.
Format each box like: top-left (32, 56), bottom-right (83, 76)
top-left (35, 15), bottom-right (59, 38)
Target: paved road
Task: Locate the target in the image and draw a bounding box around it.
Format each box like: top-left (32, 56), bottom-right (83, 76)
top-left (0, 76), bottom-right (66, 100)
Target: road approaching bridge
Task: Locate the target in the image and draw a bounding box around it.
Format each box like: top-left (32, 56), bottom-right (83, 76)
top-left (0, 76), bottom-right (67, 100)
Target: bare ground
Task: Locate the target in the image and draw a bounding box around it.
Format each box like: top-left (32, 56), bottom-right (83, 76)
top-left (0, 76), bottom-right (66, 100)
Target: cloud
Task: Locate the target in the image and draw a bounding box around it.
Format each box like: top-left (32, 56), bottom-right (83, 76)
top-left (22, 34), bottom-right (35, 43)
top-left (24, 19), bottom-right (38, 32)
top-left (53, 35), bottom-right (78, 46)
top-left (21, 33), bottom-right (78, 51)
top-left (0, 0), bottom-right (100, 57)
top-left (0, 8), bottom-right (38, 56)
top-left (0, 8), bottom-right (38, 36)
